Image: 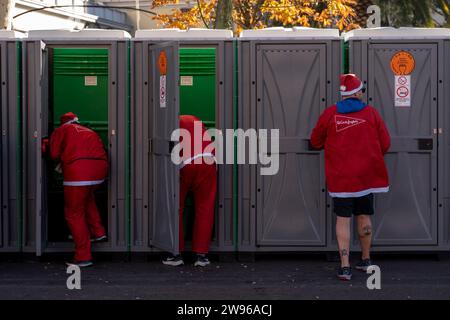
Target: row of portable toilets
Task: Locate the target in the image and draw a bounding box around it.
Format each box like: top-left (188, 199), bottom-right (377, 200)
top-left (1, 27), bottom-right (450, 256)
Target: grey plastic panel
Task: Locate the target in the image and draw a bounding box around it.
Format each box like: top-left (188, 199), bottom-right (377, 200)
top-left (22, 40), bottom-right (129, 254)
top-left (255, 44), bottom-right (327, 246)
top-left (367, 43), bottom-right (438, 245)
top-left (0, 40), bottom-right (21, 252)
top-left (149, 42), bottom-right (180, 254)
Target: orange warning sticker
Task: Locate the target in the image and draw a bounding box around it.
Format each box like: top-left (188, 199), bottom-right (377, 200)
top-left (158, 51), bottom-right (167, 75)
top-left (390, 51), bottom-right (415, 75)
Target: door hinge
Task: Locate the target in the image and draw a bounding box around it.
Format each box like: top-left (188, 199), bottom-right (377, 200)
top-left (148, 139), bottom-right (152, 154)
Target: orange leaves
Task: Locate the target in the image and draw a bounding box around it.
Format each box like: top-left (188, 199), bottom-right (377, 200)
top-left (151, 0), bottom-right (360, 31)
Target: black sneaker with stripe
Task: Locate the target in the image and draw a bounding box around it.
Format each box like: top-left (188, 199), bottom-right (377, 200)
top-left (355, 259), bottom-right (373, 272)
top-left (337, 266), bottom-right (352, 281)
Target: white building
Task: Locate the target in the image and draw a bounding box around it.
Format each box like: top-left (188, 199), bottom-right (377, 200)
top-left (9, 0), bottom-right (196, 33)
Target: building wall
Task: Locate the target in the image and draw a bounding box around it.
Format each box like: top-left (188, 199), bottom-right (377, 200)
top-left (12, 0), bottom-right (132, 32)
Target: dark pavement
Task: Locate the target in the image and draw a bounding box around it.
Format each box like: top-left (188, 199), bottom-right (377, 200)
top-left (0, 254), bottom-right (449, 300)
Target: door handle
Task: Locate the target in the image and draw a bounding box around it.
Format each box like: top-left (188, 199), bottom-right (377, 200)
top-left (417, 138), bottom-right (433, 150)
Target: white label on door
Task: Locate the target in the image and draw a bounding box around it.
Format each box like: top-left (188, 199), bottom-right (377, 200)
top-left (160, 75), bottom-right (167, 108)
top-left (85, 76), bottom-right (97, 86)
top-left (180, 76), bottom-right (194, 86)
top-left (395, 75), bottom-right (411, 107)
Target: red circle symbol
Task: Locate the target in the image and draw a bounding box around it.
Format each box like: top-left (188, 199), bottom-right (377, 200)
top-left (398, 76), bottom-right (408, 85)
top-left (397, 86), bottom-right (409, 98)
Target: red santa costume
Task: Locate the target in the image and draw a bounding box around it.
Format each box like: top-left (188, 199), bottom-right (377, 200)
top-left (178, 115), bottom-right (217, 254)
top-left (310, 74), bottom-right (391, 198)
top-left (49, 112), bottom-right (108, 262)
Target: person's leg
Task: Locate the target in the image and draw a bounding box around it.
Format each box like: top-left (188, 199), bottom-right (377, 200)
top-left (336, 216), bottom-right (352, 267)
top-left (356, 215), bottom-right (372, 260)
top-left (354, 194), bottom-right (375, 261)
top-left (178, 166), bottom-right (192, 253)
top-left (64, 186), bottom-right (92, 262)
top-left (191, 163), bottom-right (217, 255)
top-left (333, 197), bottom-right (353, 268)
top-left (85, 185), bottom-right (106, 239)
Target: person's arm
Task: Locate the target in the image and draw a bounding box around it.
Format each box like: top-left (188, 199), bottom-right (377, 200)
top-left (310, 108), bottom-right (331, 150)
top-left (374, 109), bottom-right (391, 154)
top-left (49, 128), bottom-right (64, 162)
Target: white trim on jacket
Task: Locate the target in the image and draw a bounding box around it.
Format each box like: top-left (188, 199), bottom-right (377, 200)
top-left (329, 186), bottom-right (389, 198)
top-left (180, 153), bottom-right (216, 169)
top-left (63, 180), bottom-right (104, 186)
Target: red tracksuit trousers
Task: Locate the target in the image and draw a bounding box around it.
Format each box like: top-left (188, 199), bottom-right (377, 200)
top-left (64, 185), bottom-right (106, 262)
top-left (179, 162), bottom-right (217, 254)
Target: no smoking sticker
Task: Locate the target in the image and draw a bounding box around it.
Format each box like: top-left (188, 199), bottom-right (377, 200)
top-left (395, 75), bottom-right (411, 107)
top-left (160, 75), bottom-right (167, 108)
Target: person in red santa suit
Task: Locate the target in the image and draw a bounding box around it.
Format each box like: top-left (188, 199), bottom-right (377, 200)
top-left (162, 115), bottom-right (217, 267)
top-left (48, 112), bottom-right (108, 267)
top-left (310, 74), bottom-right (390, 281)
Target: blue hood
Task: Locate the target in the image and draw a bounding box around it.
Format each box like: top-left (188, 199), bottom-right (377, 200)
top-left (336, 98), bottom-right (367, 114)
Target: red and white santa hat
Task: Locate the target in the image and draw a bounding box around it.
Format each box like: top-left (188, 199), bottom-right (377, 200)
top-left (60, 112), bottom-right (79, 125)
top-left (340, 74), bottom-right (364, 96)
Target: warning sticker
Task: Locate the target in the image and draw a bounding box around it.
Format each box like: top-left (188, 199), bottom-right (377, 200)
top-left (84, 76), bottom-right (97, 86)
top-left (159, 51), bottom-right (167, 75)
top-left (160, 75), bottom-right (167, 108)
top-left (395, 75), bottom-right (411, 107)
top-left (180, 76), bottom-right (193, 86)
top-left (391, 51), bottom-right (415, 75)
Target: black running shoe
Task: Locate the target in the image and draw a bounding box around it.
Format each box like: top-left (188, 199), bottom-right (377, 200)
top-left (337, 266), bottom-right (352, 281)
top-left (162, 254), bottom-right (184, 266)
top-left (355, 259), bottom-right (373, 272)
top-left (194, 254), bottom-right (211, 267)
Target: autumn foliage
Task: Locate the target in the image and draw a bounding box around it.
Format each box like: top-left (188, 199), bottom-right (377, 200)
top-left (151, 0), bottom-right (359, 33)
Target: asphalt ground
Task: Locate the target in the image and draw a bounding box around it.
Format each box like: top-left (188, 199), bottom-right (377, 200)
top-left (0, 253), bottom-right (449, 300)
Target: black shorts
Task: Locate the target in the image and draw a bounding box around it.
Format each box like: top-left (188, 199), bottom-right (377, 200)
top-left (333, 194), bottom-right (374, 218)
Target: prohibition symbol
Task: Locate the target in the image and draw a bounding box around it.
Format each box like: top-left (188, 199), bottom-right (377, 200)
top-left (398, 76), bottom-right (408, 85)
top-left (397, 86), bottom-right (409, 98)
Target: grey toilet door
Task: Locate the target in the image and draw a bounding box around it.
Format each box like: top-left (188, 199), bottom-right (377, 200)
top-left (34, 42), bottom-right (49, 256)
top-left (368, 43), bottom-right (438, 245)
top-left (149, 42), bottom-right (180, 254)
top-left (0, 46), bottom-right (2, 249)
top-left (255, 43), bottom-right (327, 246)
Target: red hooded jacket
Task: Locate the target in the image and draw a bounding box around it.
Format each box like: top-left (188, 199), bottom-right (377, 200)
top-left (310, 103), bottom-right (390, 198)
top-left (50, 123), bottom-right (108, 185)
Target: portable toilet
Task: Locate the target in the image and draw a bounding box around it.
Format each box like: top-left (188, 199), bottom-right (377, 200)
top-left (238, 27), bottom-right (341, 252)
top-left (0, 31), bottom-right (23, 252)
top-left (345, 28), bottom-right (450, 251)
top-left (22, 29), bottom-right (131, 256)
top-left (132, 28), bottom-right (235, 254)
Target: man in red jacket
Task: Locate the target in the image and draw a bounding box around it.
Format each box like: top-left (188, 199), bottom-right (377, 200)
top-left (49, 112), bottom-right (108, 267)
top-left (162, 115), bottom-right (217, 267)
top-left (310, 74), bottom-right (390, 281)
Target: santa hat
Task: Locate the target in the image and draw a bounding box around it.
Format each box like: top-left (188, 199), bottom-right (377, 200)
top-left (340, 74), bottom-right (364, 96)
top-left (60, 112), bottom-right (79, 125)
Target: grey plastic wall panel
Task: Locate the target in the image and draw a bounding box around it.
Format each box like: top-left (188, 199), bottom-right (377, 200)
top-left (255, 44), bottom-right (327, 246)
top-left (131, 40), bottom-right (235, 252)
top-left (368, 42), bottom-right (438, 246)
top-left (0, 41), bottom-right (21, 252)
top-left (443, 40), bottom-right (450, 247)
top-left (22, 40), bottom-right (129, 254)
top-left (238, 39), bottom-right (340, 251)
top-left (131, 42), bottom-right (149, 250)
top-left (238, 41), bottom-right (257, 251)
